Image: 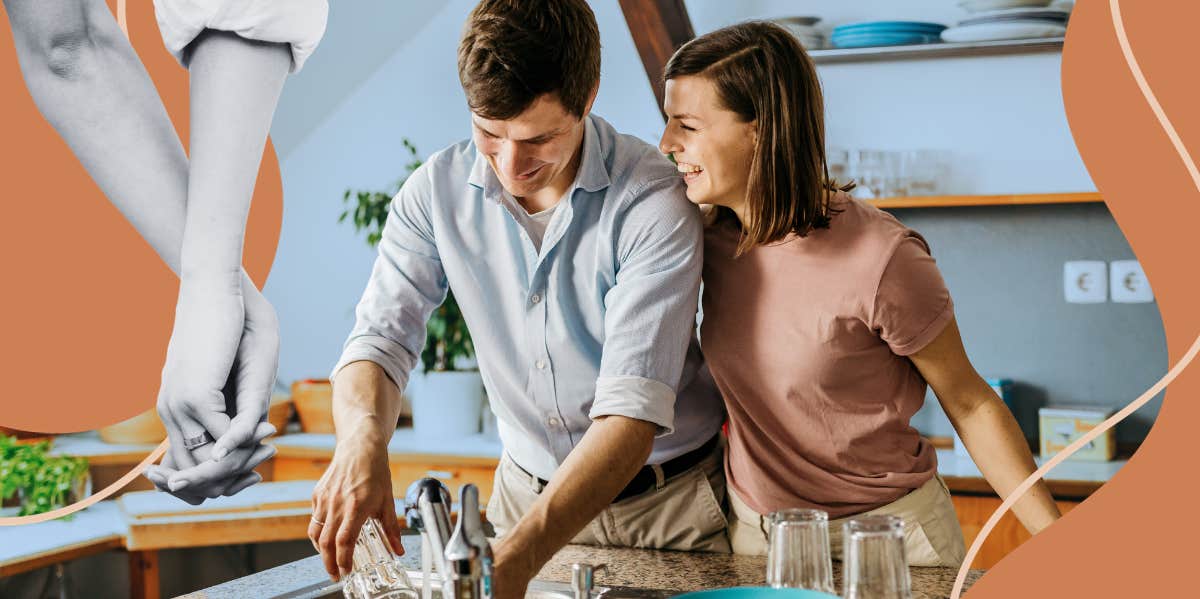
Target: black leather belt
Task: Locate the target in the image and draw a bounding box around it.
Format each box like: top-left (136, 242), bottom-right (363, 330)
top-left (512, 434), bottom-right (720, 503)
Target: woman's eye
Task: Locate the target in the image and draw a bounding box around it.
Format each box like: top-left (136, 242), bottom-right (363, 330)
top-left (681, 124), bottom-right (696, 132)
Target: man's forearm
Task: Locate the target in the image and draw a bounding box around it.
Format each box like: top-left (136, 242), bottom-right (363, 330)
top-left (494, 415), bottom-right (656, 581)
top-left (955, 387), bottom-right (1061, 534)
top-left (331, 361), bottom-right (406, 443)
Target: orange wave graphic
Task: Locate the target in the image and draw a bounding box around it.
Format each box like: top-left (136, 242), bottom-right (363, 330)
top-left (951, 1), bottom-right (1200, 596)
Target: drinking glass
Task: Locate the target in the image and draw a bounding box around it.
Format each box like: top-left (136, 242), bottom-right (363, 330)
top-left (766, 508), bottom-right (835, 593)
top-left (842, 515), bottom-right (912, 599)
top-left (343, 517), bottom-right (419, 599)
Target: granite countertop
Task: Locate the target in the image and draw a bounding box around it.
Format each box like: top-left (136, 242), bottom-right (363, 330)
top-left (185, 535), bottom-right (983, 599)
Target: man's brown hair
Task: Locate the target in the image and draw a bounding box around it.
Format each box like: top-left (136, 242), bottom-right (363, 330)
top-left (458, 0), bottom-right (601, 120)
top-left (665, 21), bottom-right (851, 256)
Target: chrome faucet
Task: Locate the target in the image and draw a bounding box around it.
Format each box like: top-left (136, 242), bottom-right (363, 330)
top-left (444, 484), bottom-right (493, 599)
top-left (571, 563), bottom-right (607, 599)
top-left (404, 478), bottom-right (454, 598)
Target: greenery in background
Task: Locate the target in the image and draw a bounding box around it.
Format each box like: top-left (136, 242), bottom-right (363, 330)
top-left (340, 138), bottom-right (476, 373)
top-left (0, 435), bottom-right (89, 517)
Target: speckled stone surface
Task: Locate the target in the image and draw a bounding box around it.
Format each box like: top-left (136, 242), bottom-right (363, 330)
top-left (183, 535), bottom-right (982, 598)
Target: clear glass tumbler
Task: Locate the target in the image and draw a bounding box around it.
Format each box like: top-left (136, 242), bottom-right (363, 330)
top-left (342, 517), bottom-right (419, 599)
top-left (766, 508), bottom-right (835, 593)
top-left (842, 515), bottom-right (912, 599)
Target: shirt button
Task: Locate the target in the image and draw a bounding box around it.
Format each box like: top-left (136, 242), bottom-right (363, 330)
top-left (531, 293), bottom-right (542, 304)
top-left (547, 417), bottom-right (561, 428)
top-left (535, 360), bottom-right (546, 370)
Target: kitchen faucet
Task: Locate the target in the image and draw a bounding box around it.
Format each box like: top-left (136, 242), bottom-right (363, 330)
top-left (404, 478), bottom-right (493, 599)
top-left (444, 484), bottom-right (494, 599)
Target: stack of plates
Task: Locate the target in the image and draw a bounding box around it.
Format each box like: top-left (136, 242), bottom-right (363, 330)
top-left (945, 1), bottom-right (1069, 42)
top-left (774, 16), bottom-right (825, 50)
top-left (830, 21), bottom-right (947, 49)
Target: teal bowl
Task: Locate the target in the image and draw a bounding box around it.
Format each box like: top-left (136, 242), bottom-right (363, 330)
top-left (675, 588), bottom-right (839, 599)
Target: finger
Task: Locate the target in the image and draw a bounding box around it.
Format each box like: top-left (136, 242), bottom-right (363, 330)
top-left (186, 389), bottom-right (233, 444)
top-left (334, 508), bottom-right (368, 578)
top-left (318, 507), bottom-right (345, 579)
top-left (223, 471), bottom-right (263, 496)
top-left (381, 498), bottom-right (406, 557)
top-left (159, 397), bottom-right (198, 471)
top-left (251, 421), bottom-right (277, 444)
top-left (212, 410), bottom-right (264, 461)
top-left (166, 443), bottom-right (267, 492)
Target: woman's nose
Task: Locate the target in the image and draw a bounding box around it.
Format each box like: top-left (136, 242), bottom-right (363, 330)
top-left (658, 134), bottom-right (679, 155)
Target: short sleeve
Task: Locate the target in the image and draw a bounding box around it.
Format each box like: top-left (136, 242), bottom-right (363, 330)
top-left (870, 235), bottom-right (954, 356)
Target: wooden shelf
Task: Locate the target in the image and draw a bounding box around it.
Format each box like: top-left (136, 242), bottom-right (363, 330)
top-left (809, 37), bottom-right (1064, 65)
top-left (868, 192), bottom-right (1102, 209)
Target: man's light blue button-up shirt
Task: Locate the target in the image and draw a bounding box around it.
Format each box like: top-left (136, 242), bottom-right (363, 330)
top-left (333, 115), bottom-right (725, 480)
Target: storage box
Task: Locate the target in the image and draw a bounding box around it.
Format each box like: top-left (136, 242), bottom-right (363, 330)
top-left (1039, 404), bottom-right (1116, 462)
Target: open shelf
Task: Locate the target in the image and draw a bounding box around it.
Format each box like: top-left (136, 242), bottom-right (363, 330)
top-left (809, 36), bottom-right (1064, 65)
top-left (868, 192), bottom-right (1102, 209)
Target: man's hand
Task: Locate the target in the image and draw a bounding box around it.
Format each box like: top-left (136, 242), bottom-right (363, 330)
top-left (308, 421), bottom-right (406, 580)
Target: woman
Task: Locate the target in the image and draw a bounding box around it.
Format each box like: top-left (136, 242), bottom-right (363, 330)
top-left (3, 0), bottom-right (326, 501)
top-left (657, 21), bottom-right (1061, 567)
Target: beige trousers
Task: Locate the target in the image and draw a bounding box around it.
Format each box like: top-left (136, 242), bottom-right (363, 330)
top-left (486, 445), bottom-right (732, 553)
top-left (728, 475), bottom-right (966, 568)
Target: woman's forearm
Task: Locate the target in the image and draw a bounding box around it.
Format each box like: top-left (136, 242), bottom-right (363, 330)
top-left (179, 30), bottom-right (291, 282)
top-left (953, 386), bottom-right (1062, 534)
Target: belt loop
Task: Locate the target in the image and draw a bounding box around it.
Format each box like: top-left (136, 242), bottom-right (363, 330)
top-left (651, 463), bottom-right (666, 490)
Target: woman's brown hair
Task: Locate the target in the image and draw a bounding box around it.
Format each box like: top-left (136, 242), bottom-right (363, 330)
top-left (664, 21), bottom-right (851, 255)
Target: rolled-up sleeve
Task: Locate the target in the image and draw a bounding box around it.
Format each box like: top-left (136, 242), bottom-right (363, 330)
top-left (589, 176), bottom-right (703, 436)
top-left (331, 163), bottom-right (448, 391)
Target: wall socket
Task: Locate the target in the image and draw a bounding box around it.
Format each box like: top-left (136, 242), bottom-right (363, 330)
top-left (1110, 260), bottom-right (1154, 303)
top-left (1064, 261), bottom-right (1107, 303)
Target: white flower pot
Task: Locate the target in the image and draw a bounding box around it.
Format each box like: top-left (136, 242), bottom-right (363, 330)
top-left (411, 371), bottom-right (484, 439)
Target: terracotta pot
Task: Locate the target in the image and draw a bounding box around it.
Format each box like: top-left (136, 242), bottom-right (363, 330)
top-left (0, 426), bottom-right (53, 444)
top-left (292, 379), bottom-right (334, 433)
top-left (267, 394), bottom-right (294, 436)
top-left (98, 408), bottom-right (167, 445)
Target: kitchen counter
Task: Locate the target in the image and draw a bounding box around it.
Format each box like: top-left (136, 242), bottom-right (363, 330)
top-left (184, 535), bottom-right (983, 599)
top-left (936, 448), bottom-right (1124, 498)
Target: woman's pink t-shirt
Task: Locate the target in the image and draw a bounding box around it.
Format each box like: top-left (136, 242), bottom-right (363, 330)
top-left (701, 194), bottom-right (953, 518)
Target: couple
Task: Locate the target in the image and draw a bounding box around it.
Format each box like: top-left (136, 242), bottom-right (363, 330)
top-left (310, 1), bottom-right (1061, 597)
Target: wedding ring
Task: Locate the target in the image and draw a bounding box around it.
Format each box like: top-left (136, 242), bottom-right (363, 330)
top-left (182, 431), bottom-right (213, 450)
top-left (311, 516), bottom-right (326, 527)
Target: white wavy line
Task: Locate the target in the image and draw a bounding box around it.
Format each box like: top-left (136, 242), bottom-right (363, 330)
top-left (951, 1), bottom-right (1200, 596)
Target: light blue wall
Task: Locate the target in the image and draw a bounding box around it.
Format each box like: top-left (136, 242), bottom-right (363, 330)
top-left (265, 1), bottom-right (1166, 443)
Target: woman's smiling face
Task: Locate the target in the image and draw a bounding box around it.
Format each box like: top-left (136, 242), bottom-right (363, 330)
top-left (658, 75), bottom-right (757, 213)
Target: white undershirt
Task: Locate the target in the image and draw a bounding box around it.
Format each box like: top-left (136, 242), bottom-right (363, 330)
top-left (504, 192), bottom-right (558, 251)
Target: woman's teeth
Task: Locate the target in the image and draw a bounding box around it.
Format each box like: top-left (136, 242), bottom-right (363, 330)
top-left (676, 163), bottom-right (703, 174)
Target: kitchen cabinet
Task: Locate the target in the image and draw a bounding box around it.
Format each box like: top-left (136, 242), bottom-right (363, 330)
top-left (951, 494), bottom-right (1080, 569)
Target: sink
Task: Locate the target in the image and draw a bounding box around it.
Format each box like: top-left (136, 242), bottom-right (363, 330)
top-left (274, 570), bottom-right (668, 599)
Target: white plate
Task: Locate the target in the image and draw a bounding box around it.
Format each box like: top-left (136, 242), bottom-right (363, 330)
top-left (958, 0), bottom-right (1052, 12)
top-left (960, 6), bottom-right (1069, 20)
top-left (941, 21), bottom-right (1066, 42)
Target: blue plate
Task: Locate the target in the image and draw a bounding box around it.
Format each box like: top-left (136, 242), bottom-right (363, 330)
top-left (833, 21), bottom-right (947, 35)
top-left (831, 33), bottom-right (940, 48)
top-left (675, 589), bottom-right (839, 599)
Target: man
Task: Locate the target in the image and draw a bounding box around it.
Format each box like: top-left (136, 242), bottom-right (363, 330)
top-left (308, 1), bottom-right (727, 595)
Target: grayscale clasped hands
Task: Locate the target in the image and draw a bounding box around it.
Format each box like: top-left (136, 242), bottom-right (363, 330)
top-left (143, 272), bottom-right (281, 504)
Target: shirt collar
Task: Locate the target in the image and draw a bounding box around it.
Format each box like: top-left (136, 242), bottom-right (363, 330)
top-left (467, 114), bottom-right (611, 202)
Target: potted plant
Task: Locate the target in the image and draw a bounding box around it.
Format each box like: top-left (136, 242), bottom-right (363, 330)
top-left (0, 434), bottom-right (91, 517)
top-left (339, 139), bottom-right (483, 438)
